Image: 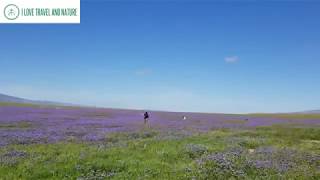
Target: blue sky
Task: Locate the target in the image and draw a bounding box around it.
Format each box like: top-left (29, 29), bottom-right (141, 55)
top-left (1, 1), bottom-right (320, 113)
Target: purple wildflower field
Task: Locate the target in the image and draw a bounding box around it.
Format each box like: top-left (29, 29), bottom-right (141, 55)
top-left (1, 105), bottom-right (320, 179)
top-left (1, 105), bottom-right (319, 146)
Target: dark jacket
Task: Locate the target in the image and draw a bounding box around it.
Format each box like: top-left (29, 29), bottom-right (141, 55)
top-left (144, 112), bottom-right (149, 119)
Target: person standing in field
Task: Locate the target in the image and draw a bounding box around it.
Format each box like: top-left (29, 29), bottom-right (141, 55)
top-left (144, 112), bottom-right (150, 127)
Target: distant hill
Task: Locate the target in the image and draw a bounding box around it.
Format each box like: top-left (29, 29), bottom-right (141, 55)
top-left (298, 110), bottom-right (320, 114)
top-left (0, 93), bottom-right (28, 103)
top-left (0, 93), bottom-right (74, 106)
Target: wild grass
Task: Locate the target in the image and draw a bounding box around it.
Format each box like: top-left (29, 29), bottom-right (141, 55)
top-left (0, 102), bottom-right (41, 107)
top-left (0, 122), bottom-right (33, 129)
top-left (0, 126), bottom-right (319, 179)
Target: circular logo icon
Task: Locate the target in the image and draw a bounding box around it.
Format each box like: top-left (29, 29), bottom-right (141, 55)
top-left (4, 4), bottom-right (19, 20)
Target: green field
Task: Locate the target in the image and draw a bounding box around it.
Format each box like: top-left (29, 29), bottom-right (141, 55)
top-left (0, 125), bottom-right (319, 179)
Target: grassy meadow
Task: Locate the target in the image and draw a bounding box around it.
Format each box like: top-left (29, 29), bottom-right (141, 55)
top-left (0, 125), bottom-right (319, 179)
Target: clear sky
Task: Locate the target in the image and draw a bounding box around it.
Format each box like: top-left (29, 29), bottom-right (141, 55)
top-left (1, 1), bottom-right (320, 113)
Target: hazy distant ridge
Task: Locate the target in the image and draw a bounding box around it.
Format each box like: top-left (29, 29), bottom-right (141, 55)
top-left (0, 93), bottom-right (319, 113)
top-left (296, 110), bottom-right (320, 114)
top-left (0, 93), bottom-right (72, 106)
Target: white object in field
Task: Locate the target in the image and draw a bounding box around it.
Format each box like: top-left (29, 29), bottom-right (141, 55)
top-left (183, 116), bottom-right (187, 120)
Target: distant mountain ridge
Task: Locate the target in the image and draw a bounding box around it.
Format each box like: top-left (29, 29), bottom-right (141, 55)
top-left (0, 93), bottom-right (73, 106)
top-left (1, 93), bottom-right (319, 113)
top-left (0, 93), bottom-right (28, 103)
top-left (297, 110), bottom-right (320, 114)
